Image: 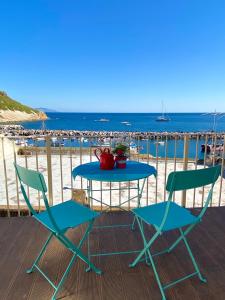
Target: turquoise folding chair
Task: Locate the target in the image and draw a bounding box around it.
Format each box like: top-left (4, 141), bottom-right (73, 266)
top-left (130, 165), bottom-right (221, 300)
top-left (14, 163), bottom-right (102, 300)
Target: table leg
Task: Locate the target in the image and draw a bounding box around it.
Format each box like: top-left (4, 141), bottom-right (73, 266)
top-left (131, 178), bottom-right (146, 231)
top-left (86, 180), bottom-right (92, 272)
top-left (131, 180), bottom-right (140, 230)
top-left (87, 180), bottom-right (91, 207)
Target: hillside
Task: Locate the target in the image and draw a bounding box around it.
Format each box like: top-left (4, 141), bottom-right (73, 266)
top-left (0, 91), bottom-right (47, 123)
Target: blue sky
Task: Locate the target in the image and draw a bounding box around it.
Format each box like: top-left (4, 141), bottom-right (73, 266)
top-left (0, 0), bottom-right (225, 112)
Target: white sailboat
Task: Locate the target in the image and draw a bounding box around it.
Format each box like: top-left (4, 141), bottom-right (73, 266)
top-left (156, 101), bottom-right (170, 122)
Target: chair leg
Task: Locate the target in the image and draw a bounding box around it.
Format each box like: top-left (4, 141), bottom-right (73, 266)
top-left (131, 219), bottom-right (205, 299)
top-left (131, 215), bottom-right (136, 231)
top-left (52, 249), bottom-right (101, 300)
top-left (130, 217), bottom-right (166, 300)
top-left (57, 220), bottom-right (102, 276)
top-left (27, 232), bottom-right (54, 274)
top-left (72, 246), bottom-right (102, 275)
top-left (30, 220), bottom-right (101, 300)
top-left (138, 218), bottom-right (151, 265)
top-left (85, 230), bottom-right (91, 272)
top-left (51, 252), bottom-right (79, 300)
top-left (179, 228), bottom-right (206, 283)
top-left (146, 248), bottom-right (167, 300)
top-left (168, 226), bottom-right (206, 283)
top-left (82, 219), bottom-right (102, 274)
top-left (52, 221), bottom-right (102, 300)
top-left (167, 223), bottom-right (196, 253)
top-left (130, 217), bottom-right (160, 268)
top-left (58, 236), bottom-right (102, 275)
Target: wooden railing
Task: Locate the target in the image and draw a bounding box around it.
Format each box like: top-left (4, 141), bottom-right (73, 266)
top-left (0, 132), bottom-right (224, 216)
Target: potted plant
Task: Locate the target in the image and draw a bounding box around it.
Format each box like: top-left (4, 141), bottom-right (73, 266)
top-left (112, 143), bottom-right (129, 168)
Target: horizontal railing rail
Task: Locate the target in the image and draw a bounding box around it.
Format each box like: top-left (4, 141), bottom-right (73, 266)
top-left (0, 131), bottom-right (224, 216)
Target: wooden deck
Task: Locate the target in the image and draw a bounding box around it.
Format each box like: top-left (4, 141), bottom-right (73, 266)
top-left (1, 208), bottom-right (225, 300)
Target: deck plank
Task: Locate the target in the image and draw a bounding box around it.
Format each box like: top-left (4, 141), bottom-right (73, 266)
top-left (3, 219), bottom-right (44, 300)
top-left (0, 207), bottom-right (225, 300)
top-left (0, 218), bottom-right (35, 300)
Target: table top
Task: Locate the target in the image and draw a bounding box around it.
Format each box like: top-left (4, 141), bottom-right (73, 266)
top-left (72, 160), bottom-right (156, 182)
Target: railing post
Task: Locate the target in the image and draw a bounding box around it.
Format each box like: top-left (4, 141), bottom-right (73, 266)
top-left (219, 135), bottom-right (225, 206)
top-left (1, 137), bottom-right (10, 217)
top-left (46, 137), bottom-right (53, 206)
top-left (182, 134), bottom-right (189, 207)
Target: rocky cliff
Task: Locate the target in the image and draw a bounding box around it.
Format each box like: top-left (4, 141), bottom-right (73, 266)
top-left (0, 91), bottom-right (47, 123)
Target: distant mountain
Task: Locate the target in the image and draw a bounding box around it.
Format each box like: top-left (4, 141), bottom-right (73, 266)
top-left (0, 91), bottom-right (47, 123)
top-left (36, 107), bottom-right (58, 113)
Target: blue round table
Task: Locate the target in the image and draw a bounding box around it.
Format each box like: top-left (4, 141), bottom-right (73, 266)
top-left (72, 160), bottom-right (156, 259)
top-left (72, 160), bottom-right (156, 182)
top-left (72, 160), bottom-right (156, 210)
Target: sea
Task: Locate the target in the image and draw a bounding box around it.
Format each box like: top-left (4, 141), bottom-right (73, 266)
top-left (21, 112), bottom-right (225, 132)
top-left (21, 113), bottom-right (225, 159)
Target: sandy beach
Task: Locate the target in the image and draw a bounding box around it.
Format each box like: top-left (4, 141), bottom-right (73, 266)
top-left (0, 137), bottom-right (224, 211)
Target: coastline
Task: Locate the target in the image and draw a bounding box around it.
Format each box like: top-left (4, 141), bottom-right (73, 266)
top-left (0, 110), bottom-right (47, 123)
top-left (1, 126), bottom-right (224, 140)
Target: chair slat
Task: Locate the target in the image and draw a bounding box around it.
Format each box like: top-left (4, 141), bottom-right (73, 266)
top-left (14, 163), bottom-right (47, 192)
top-left (166, 165), bottom-right (221, 192)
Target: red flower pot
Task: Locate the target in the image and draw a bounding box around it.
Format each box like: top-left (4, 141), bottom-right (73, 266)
top-left (115, 155), bottom-right (127, 169)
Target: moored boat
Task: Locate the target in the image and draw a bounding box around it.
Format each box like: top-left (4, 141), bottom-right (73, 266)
top-left (201, 143), bottom-right (224, 154)
top-left (156, 101), bottom-right (170, 122)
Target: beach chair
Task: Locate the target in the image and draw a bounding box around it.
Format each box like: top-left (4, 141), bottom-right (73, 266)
top-left (14, 163), bottom-right (102, 300)
top-left (130, 165), bottom-right (221, 300)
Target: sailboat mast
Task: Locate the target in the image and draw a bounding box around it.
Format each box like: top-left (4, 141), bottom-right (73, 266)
top-left (156, 101), bottom-right (170, 121)
top-left (161, 101), bottom-right (164, 118)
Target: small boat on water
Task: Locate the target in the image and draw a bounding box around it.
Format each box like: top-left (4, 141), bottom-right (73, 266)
top-left (95, 118), bottom-right (110, 122)
top-left (155, 141), bottom-right (165, 146)
top-left (51, 137), bottom-right (64, 147)
top-left (80, 137), bottom-right (88, 143)
top-left (201, 143), bottom-right (224, 154)
top-left (51, 141), bottom-right (64, 147)
top-left (130, 141), bottom-right (138, 153)
top-left (37, 137), bottom-right (45, 141)
top-left (156, 115), bottom-right (170, 122)
top-left (97, 137), bottom-right (111, 147)
top-left (15, 139), bottom-right (28, 146)
top-left (121, 121), bottom-right (132, 126)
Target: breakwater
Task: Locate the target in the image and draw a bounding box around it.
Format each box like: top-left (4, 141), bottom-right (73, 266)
top-left (1, 126), bottom-right (225, 140)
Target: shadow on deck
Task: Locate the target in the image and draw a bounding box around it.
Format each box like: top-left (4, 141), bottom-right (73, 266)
top-left (1, 208), bottom-right (225, 300)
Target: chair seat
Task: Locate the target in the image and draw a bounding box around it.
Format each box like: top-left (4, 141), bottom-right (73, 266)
top-left (133, 201), bottom-right (198, 232)
top-left (34, 200), bottom-right (100, 232)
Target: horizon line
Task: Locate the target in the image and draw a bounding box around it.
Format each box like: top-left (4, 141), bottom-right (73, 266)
top-left (43, 111), bottom-right (222, 114)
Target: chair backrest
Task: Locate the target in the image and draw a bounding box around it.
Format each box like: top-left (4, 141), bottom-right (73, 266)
top-left (14, 163), bottom-right (60, 233)
top-left (159, 165), bottom-right (221, 231)
top-left (15, 163), bottom-right (47, 193)
top-left (166, 165), bottom-right (221, 193)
